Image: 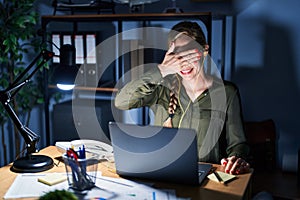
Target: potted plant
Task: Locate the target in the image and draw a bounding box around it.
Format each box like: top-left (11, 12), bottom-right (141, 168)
top-left (39, 189), bottom-right (78, 200)
top-left (0, 0), bottom-right (45, 165)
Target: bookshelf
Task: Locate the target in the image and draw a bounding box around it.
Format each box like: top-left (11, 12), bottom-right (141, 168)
top-left (41, 12), bottom-right (212, 145)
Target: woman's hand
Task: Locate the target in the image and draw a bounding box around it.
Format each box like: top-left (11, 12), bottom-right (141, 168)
top-left (221, 156), bottom-right (250, 175)
top-left (158, 42), bottom-right (202, 77)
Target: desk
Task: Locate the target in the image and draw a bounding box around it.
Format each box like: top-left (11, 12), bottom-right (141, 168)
top-left (0, 146), bottom-right (252, 200)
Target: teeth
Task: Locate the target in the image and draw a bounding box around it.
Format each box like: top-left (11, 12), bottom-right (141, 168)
top-left (181, 68), bottom-right (192, 74)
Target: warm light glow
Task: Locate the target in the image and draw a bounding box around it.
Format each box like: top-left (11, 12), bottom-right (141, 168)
top-left (56, 84), bottom-right (75, 91)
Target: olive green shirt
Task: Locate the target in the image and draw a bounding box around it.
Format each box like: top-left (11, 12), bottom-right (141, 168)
top-left (115, 67), bottom-right (249, 164)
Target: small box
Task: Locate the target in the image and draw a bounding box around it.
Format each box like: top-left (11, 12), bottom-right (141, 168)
top-left (63, 154), bottom-right (99, 192)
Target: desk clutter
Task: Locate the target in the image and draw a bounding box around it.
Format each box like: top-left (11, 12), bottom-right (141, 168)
top-left (4, 144), bottom-right (189, 200)
top-left (4, 173), bottom-right (189, 199)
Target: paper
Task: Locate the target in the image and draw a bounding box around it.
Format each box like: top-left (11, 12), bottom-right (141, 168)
top-left (4, 173), bottom-right (188, 200)
top-left (207, 171), bottom-right (236, 183)
top-left (4, 173), bottom-right (68, 199)
top-left (92, 176), bottom-right (180, 200)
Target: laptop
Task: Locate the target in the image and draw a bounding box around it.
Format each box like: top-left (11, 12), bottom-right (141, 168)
top-left (108, 122), bottom-right (212, 185)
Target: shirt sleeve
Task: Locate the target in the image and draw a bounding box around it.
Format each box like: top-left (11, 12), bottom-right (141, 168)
top-left (225, 85), bottom-right (250, 160)
top-left (114, 66), bottom-right (164, 110)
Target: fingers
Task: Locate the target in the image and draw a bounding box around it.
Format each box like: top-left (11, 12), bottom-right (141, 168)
top-left (168, 49), bottom-right (201, 71)
top-left (167, 42), bottom-right (176, 55)
top-left (176, 48), bottom-right (200, 57)
top-left (221, 158), bottom-right (228, 166)
top-left (176, 49), bottom-right (201, 63)
top-left (230, 157), bottom-right (242, 174)
top-left (222, 156), bottom-right (250, 175)
top-left (239, 161), bottom-right (250, 174)
top-left (224, 156), bottom-right (236, 174)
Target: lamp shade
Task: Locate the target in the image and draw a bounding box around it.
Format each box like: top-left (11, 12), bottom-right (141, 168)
top-left (52, 44), bottom-right (78, 90)
top-left (60, 44), bottom-right (76, 67)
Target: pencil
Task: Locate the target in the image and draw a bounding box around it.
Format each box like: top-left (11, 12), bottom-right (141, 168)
top-left (213, 171), bottom-right (224, 184)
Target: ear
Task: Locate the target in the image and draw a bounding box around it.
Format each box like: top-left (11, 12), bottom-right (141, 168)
top-left (203, 44), bottom-right (209, 57)
top-left (204, 44), bottom-right (209, 51)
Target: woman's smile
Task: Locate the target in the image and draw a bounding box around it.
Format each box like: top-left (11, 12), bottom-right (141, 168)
top-left (180, 67), bottom-right (194, 75)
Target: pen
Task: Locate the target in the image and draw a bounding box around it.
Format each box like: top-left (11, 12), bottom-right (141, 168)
top-left (213, 171), bottom-right (224, 184)
top-left (82, 145), bottom-right (86, 159)
top-left (152, 192), bottom-right (156, 200)
top-left (96, 177), bottom-right (134, 188)
top-left (79, 145), bottom-right (87, 176)
top-left (78, 145), bottom-right (86, 159)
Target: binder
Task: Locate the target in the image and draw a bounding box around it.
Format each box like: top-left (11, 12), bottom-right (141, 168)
top-left (52, 34), bottom-right (60, 63)
top-left (85, 34), bottom-right (98, 87)
top-left (86, 34), bottom-right (97, 64)
top-left (63, 35), bottom-right (72, 45)
top-left (74, 35), bottom-right (84, 64)
top-left (74, 34), bottom-right (85, 86)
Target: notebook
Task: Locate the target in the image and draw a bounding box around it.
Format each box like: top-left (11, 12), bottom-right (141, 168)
top-left (108, 122), bottom-right (212, 185)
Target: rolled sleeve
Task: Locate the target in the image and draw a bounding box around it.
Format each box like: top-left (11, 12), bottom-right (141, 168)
top-left (114, 66), bottom-right (164, 110)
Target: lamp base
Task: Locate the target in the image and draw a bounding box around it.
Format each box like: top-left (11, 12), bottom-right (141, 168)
top-left (11, 155), bottom-right (54, 173)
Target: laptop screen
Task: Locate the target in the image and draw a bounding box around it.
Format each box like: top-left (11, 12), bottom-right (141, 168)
top-left (109, 122), bottom-right (209, 185)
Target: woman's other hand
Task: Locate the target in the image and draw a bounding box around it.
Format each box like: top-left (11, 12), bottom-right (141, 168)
top-left (221, 156), bottom-right (250, 175)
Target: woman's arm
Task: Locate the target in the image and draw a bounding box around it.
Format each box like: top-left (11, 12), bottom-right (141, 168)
top-left (114, 67), bottom-right (164, 110)
top-left (222, 83), bottom-right (250, 174)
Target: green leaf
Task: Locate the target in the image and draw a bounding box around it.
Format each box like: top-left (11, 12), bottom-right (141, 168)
top-left (9, 34), bottom-right (17, 45)
top-left (3, 39), bottom-right (9, 46)
top-left (37, 98), bottom-right (44, 104)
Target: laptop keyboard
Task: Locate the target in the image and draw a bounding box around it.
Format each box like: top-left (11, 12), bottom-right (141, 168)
top-left (198, 170), bottom-right (204, 176)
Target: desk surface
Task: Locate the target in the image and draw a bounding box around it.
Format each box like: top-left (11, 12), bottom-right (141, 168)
top-left (0, 146), bottom-right (252, 200)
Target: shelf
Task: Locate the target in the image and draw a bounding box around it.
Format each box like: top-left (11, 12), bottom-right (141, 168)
top-left (48, 84), bottom-right (118, 92)
top-left (42, 12), bottom-right (212, 23)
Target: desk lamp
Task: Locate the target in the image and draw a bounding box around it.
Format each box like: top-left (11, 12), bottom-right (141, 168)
top-left (163, 0), bottom-right (183, 13)
top-left (113, 0), bottom-right (160, 12)
top-left (0, 44), bottom-right (76, 172)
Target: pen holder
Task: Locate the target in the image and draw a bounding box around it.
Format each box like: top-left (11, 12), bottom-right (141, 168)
top-left (63, 154), bottom-right (99, 191)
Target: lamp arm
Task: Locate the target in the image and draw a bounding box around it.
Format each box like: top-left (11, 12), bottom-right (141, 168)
top-left (0, 98), bottom-right (39, 154)
top-left (9, 50), bottom-right (55, 98)
top-left (0, 49), bottom-right (54, 155)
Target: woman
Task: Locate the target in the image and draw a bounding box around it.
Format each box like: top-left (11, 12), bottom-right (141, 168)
top-left (115, 21), bottom-right (250, 175)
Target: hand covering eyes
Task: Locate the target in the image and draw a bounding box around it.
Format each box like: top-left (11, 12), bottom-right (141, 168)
top-left (172, 41), bottom-right (204, 54)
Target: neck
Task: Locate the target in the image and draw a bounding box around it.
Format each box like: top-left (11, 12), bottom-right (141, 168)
top-left (181, 73), bottom-right (212, 102)
top-left (182, 73), bottom-right (209, 92)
